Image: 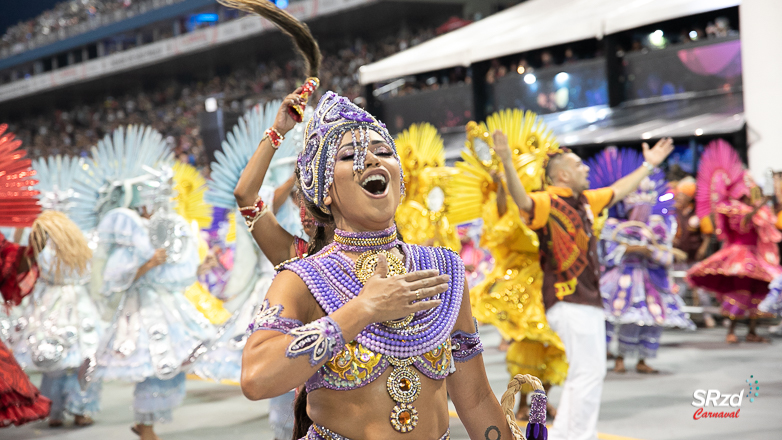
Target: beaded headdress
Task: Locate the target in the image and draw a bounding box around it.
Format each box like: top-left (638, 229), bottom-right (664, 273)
top-left (297, 91), bottom-right (403, 214)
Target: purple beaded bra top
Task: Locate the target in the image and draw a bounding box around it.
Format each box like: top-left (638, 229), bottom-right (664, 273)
top-left (281, 225), bottom-right (464, 359)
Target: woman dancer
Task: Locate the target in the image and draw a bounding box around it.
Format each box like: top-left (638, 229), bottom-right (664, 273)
top-left (687, 140), bottom-right (782, 343)
top-left (588, 147), bottom-right (694, 373)
top-left (0, 124), bottom-right (52, 427)
top-left (9, 156), bottom-right (104, 428)
top-left (451, 111), bottom-right (566, 421)
top-left (76, 125), bottom-right (215, 440)
top-left (200, 101), bottom-right (310, 440)
top-left (237, 89), bottom-right (534, 440)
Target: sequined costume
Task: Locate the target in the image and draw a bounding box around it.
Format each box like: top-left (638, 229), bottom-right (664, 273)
top-left (93, 207), bottom-right (213, 423)
top-left (395, 123), bottom-right (461, 251)
top-left (11, 246), bottom-right (103, 419)
top-left (260, 229), bottom-right (478, 437)
top-left (0, 125), bottom-right (51, 427)
top-left (8, 155), bottom-right (105, 421)
top-left (193, 101), bottom-right (309, 384)
top-left (589, 148), bottom-right (694, 359)
top-left (171, 161), bottom-right (228, 325)
top-left (451, 110), bottom-right (567, 386)
top-left (75, 125), bottom-right (215, 425)
top-left (687, 140), bottom-right (782, 319)
top-left (760, 275), bottom-right (782, 315)
top-left (1, 233), bottom-right (51, 427)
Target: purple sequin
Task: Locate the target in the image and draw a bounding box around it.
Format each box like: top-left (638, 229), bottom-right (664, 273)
top-left (286, 316), bottom-right (346, 367)
top-left (281, 243), bottom-right (464, 358)
top-left (451, 319), bottom-right (484, 363)
top-left (529, 390), bottom-right (547, 424)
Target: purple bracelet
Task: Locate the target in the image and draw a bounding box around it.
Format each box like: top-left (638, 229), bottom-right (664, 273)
top-left (286, 316), bottom-right (346, 366)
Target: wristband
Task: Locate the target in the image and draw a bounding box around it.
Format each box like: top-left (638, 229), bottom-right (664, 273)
top-left (264, 127), bottom-right (284, 149)
top-left (642, 161), bottom-right (655, 172)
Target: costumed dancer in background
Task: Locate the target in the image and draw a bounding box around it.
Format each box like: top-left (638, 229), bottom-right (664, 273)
top-left (588, 147), bottom-right (694, 374)
top-left (395, 122), bottom-right (461, 251)
top-left (74, 125), bottom-right (215, 440)
top-left (10, 155), bottom-right (103, 427)
top-left (171, 162), bottom-right (230, 325)
top-left (0, 123), bottom-right (52, 428)
top-left (687, 140), bottom-right (782, 343)
top-left (671, 177), bottom-right (716, 328)
top-left (496, 131), bottom-right (673, 440)
top-left (452, 111), bottom-right (566, 420)
top-left (199, 101), bottom-right (309, 440)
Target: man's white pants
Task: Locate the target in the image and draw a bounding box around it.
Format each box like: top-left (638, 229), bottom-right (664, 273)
top-left (546, 302), bottom-right (607, 440)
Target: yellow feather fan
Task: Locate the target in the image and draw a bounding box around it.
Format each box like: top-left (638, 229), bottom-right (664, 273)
top-left (172, 162), bottom-right (213, 229)
top-left (395, 123), bottom-right (460, 251)
top-left (449, 109), bottom-right (560, 225)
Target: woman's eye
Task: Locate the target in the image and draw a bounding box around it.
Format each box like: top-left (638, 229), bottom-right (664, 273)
top-left (375, 147), bottom-right (394, 156)
top-left (338, 150), bottom-right (355, 161)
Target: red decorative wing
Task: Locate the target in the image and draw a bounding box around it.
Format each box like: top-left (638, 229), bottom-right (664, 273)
top-left (0, 124), bottom-right (40, 227)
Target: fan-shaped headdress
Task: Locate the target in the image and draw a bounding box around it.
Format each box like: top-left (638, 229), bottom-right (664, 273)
top-left (297, 91), bottom-right (402, 214)
top-left (206, 101), bottom-right (307, 210)
top-left (449, 109), bottom-right (560, 225)
top-left (72, 125), bottom-right (174, 229)
top-left (586, 147), bottom-right (672, 220)
top-left (694, 139), bottom-right (746, 220)
top-left (0, 124), bottom-right (40, 227)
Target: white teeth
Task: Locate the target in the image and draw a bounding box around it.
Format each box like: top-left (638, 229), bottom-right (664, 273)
top-left (361, 174), bottom-right (387, 188)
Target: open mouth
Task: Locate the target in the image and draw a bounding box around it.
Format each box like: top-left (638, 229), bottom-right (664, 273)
top-left (360, 172), bottom-right (389, 196)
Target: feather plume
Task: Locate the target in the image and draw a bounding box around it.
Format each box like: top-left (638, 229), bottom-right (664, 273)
top-left (0, 123), bottom-right (40, 227)
top-left (694, 139), bottom-right (744, 219)
top-left (218, 0), bottom-right (320, 78)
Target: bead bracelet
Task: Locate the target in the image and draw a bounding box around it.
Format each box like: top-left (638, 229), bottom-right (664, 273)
top-left (239, 196), bottom-right (269, 231)
top-left (264, 127), bottom-right (284, 149)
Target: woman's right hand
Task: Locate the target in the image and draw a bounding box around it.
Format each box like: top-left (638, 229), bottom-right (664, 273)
top-left (356, 253), bottom-right (450, 324)
top-left (273, 87), bottom-right (306, 136)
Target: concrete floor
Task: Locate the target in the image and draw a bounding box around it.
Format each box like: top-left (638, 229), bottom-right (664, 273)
top-left (3, 326), bottom-right (781, 440)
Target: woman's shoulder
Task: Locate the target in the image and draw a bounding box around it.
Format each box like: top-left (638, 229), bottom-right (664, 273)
top-left (404, 243), bottom-right (465, 274)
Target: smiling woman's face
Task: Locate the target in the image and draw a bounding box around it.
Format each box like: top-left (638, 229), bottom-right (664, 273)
top-left (326, 129), bottom-right (402, 232)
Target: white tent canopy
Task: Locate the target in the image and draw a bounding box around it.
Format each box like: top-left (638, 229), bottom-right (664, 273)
top-left (359, 0), bottom-right (740, 85)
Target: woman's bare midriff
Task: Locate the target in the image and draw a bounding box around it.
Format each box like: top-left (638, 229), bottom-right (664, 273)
top-left (307, 367), bottom-right (450, 439)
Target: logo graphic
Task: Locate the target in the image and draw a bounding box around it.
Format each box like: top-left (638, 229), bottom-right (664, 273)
top-left (691, 375), bottom-right (759, 420)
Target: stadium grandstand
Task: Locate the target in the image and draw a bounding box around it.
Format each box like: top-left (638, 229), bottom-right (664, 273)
top-left (1, 0), bottom-right (516, 168)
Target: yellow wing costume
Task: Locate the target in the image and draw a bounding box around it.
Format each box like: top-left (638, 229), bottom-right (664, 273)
top-left (395, 123), bottom-right (461, 252)
top-left (452, 109), bottom-right (568, 386)
top-left (172, 162), bottom-right (231, 325)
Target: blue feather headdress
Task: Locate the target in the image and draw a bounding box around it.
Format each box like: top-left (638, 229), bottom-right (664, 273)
top-left (206, 101), bottom-right (310, 236)
top-left (71, 125), bottom-right (174, 230)
top-left (31, 155), bottom-right (92, 231)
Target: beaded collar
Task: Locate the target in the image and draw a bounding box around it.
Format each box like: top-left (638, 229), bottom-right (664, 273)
top-left (333, 225), bottom-right (398, 253)
top-left (281, 242), bottom-right (464, 358)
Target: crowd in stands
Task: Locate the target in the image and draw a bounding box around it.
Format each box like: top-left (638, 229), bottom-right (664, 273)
top-left (8, 25), bottom-right (439, 171)
top-left (1, 0), bottom-right (184, 57)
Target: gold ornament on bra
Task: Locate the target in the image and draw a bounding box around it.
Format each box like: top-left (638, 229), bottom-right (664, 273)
top-left (388, 356), bottom-right (422, 433)
top-left (353, 249), bottom-right (414, 329)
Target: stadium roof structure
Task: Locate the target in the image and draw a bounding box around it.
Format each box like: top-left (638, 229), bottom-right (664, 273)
top-left (358, 0), bottom-right (742, 84)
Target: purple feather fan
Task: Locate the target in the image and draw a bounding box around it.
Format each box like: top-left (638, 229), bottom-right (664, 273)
top-left (585, 147), bottom-right (673, 219)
